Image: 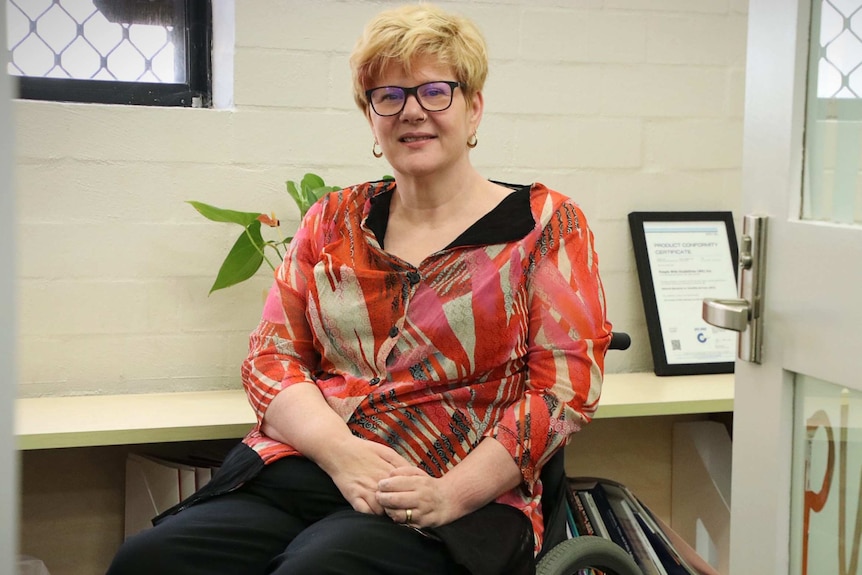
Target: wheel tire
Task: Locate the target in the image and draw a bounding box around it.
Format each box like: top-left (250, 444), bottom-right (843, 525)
top-left (535, 536), bottom-right (644, 575)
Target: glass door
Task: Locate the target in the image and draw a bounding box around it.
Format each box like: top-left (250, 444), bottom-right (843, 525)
top-left (731, 0), bottom-right (862, 573)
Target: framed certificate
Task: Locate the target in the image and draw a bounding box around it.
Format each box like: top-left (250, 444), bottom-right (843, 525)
top-left (628, 212), bottom-right (739, 376)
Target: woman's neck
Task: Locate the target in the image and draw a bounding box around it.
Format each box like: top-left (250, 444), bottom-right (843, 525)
top-left (390, 167), bottom-right (489, 227)
top-left (382, 167), bottom-right (513, 267)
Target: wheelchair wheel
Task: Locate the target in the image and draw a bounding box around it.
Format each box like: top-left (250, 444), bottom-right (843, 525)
top-left (535, 536), bottom-right (644, 575)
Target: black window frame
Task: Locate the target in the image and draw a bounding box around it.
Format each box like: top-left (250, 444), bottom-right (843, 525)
top-left (8, 0), bottom-right (212, 108)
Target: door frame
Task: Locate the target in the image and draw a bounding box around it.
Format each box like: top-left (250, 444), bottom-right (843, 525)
top-left (730, 0), bottom-right (809, 572)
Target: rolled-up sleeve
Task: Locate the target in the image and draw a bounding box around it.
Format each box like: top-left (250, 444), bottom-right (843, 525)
top-left (487, 201), bottom-right (612, 485)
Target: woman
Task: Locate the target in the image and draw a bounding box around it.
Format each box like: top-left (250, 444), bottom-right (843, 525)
top-left (107, 4), bottom-right (611, 574)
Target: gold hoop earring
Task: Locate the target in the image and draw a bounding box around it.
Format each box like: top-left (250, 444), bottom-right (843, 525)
top-left (467, 133), bottom-right (478, 149)
top-left (372, 141), bottom-right (383, 158)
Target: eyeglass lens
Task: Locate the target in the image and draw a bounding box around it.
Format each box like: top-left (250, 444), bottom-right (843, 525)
top-left (369, 82), bottom-right (456, 116)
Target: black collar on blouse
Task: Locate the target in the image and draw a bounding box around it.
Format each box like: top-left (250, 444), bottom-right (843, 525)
top-left (365, 182), bottom-right (535, 250)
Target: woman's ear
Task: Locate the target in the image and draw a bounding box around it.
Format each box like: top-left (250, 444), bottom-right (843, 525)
top-left (365, 108), bottom-right (379, 140)
top-left (469, 90), bottom-right (484, 134)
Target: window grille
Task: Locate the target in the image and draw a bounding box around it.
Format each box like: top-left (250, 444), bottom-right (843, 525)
top-left (5, 0), bottom-right (211, 107)
top-left (815, 0), bottom-right (862, 98)
top-left (804, 0), bottom-right (862, 225)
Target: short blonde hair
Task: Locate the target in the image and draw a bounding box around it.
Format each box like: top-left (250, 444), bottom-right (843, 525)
top-left (349, 4), bottom-right (489, 113)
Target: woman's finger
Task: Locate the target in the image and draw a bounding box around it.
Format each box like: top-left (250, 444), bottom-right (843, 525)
top-left (382, 506), bottom-right (416, 525)
top-left (378, 471), bottom-right (426, 493)
top-left (351, 497), bottom-right (372, 514)
top-left (388, 466), bottom-right (427, 478)
top-left (376, 489), bottom-right (411, 510)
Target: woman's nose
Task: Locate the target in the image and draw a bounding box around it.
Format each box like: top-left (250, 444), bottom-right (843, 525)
top-left (400, 94), bottom-right (426, 120)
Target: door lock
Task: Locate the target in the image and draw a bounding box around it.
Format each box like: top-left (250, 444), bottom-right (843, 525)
top-left (703, 214), bottom-right (768, 363)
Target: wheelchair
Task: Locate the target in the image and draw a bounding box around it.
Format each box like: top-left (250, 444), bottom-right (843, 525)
top-left (533, 331), bottom-right (644, 575)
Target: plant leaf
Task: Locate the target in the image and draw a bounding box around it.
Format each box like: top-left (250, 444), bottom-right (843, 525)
top-left (308, 178), bottom-right (340, 215)
top-left (285, 180), bottom-right (302, 210)
top-left (300, 174), bottom-right (324, 210)
top-left (209, 221), bottom-right (265, 293)
top-left (303, 185), bottom-right (339, 214)
top-left (301, 173), bottom-right (325, 194)
top-left (188, 201), bottom-right (261, 227)
top-left (286, 175), bottom-right (340, 217)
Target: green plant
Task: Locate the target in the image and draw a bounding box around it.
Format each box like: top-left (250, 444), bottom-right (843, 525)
top-left (189, 173), bottom-right (340, 294)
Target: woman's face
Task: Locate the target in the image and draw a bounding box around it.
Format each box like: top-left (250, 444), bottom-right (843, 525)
top-left (365, 56), bottom-right (483, 180)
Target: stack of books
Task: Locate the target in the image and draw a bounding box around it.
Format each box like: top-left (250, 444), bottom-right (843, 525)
top-left (566, 477), bottom-right (704, 575)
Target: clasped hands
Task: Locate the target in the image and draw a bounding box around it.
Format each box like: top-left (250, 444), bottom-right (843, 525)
top-left (325, 436), bottom-right (457, 529)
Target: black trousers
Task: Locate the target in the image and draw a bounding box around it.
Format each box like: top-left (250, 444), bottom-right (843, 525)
top-left (106, 456), bottom-right (532, 575)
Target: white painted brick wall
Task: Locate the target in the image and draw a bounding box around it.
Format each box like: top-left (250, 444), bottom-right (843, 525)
top-left (647, 14), bottom-right (748, 66)
top-left (522, 10), bottom-right (649, 64)
top-left (645, 119), bottom-right (745, 170)
top-left (14, 0), bottom-right (748, 396)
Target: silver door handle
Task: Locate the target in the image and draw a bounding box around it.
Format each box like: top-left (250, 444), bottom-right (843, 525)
top-left (702, 214), bottom-right (767, 363)
top-left (702, 298), bottom-right (751, 333)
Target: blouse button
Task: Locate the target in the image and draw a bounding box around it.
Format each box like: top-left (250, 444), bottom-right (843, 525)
top-left (389, 326), bottom-right (400, 338)
top-left (369, 377), bottom-right (380, 386)
top-left (406, 271), bottom-right (421, 285)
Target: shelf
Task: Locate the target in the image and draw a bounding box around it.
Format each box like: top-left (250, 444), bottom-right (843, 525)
top-left (15, 372), bottom-right (734, 450)
top-left (16, 390), bottom-right (254, 451)
top-left (593, 372), bottom-right (734, 419)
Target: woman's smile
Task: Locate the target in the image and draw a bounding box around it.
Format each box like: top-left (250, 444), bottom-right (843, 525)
top-left (399, 132), bottom-right (437, 145)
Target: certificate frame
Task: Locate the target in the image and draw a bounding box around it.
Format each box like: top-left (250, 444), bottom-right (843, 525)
top-left (628, 211), bottom-right (739, 376)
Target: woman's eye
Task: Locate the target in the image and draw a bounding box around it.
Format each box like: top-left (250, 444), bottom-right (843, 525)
top-left (421, 86), bottom-right (445, 97)
top-left (378, 91), bottom-right (402, 102)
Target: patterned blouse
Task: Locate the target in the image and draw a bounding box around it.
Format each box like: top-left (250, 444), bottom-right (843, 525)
top-left (240, 179), bottom-right (612, 551)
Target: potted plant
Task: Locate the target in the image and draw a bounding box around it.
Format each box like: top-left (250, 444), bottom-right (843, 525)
top-left (188, 173), bottom-right (340, 294)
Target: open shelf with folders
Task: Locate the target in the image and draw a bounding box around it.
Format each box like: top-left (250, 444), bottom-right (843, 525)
top-left (565, 477), bottom-right (718, 575)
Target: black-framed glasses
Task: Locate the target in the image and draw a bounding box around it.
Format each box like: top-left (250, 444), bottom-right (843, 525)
top-left (365, 81), bottom-right (463, 117)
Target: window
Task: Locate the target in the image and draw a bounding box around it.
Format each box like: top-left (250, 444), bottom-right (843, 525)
top-left (804, 0), bottom-right (862, 224)
top-left (5, 0), bottom-right (211, 107)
